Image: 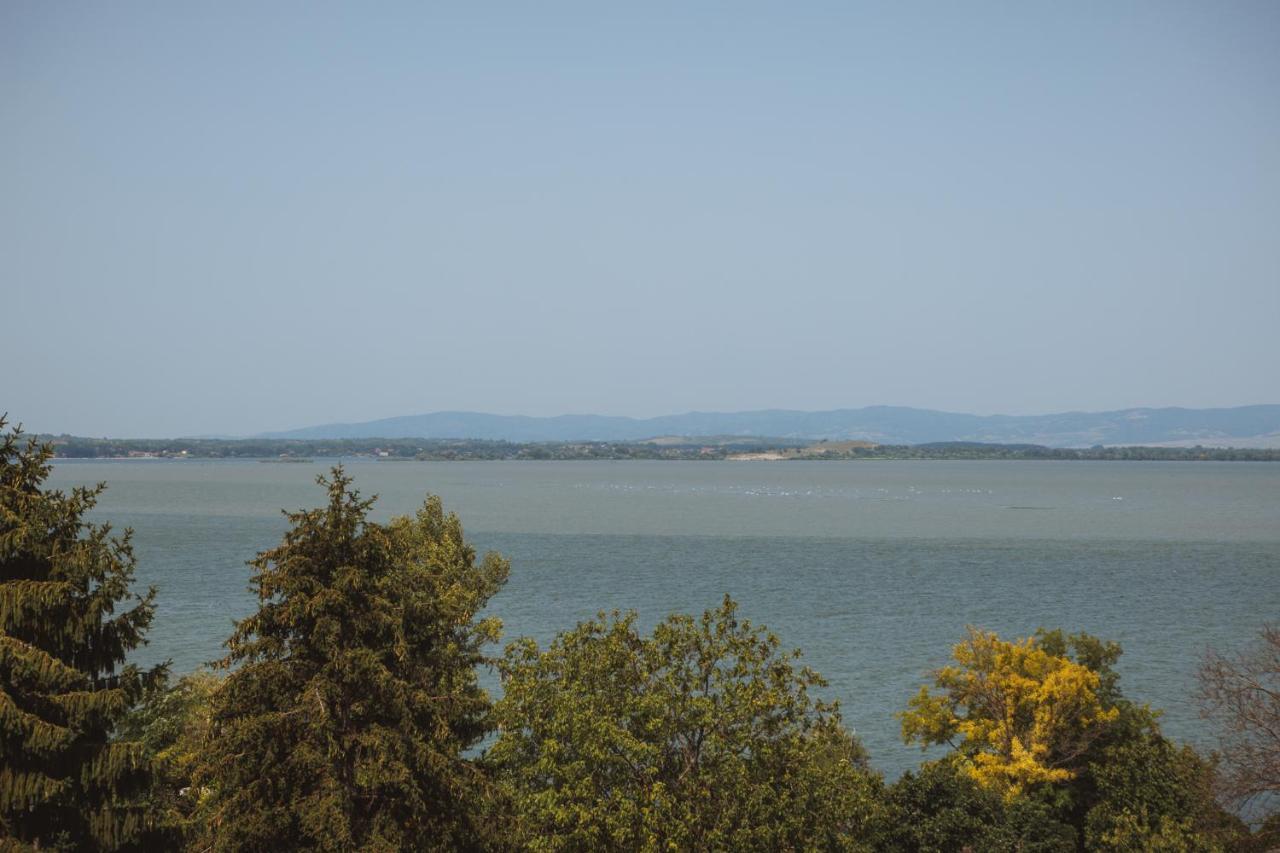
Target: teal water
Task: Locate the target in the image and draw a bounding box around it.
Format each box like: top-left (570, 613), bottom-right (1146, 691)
top-left (48, 459), bottom-right (1280, 778)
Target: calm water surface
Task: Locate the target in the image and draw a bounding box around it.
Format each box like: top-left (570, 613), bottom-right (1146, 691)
top-left (49, 459), bottom-right (1280, 778)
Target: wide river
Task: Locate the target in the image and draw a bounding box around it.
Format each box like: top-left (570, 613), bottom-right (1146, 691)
top-left (49, 459), bottom-right (1280, 778)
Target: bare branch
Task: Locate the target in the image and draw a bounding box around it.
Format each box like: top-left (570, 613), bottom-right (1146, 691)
top-left (1198, 625), bottom-right (1280, 804)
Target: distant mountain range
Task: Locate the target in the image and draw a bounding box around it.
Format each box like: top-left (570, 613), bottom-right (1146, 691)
top-left (261, 405), bottom-right (1280, 448)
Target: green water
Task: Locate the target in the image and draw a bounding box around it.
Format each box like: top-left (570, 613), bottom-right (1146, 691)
top-left (48, 459), bottom-right (1280, 778)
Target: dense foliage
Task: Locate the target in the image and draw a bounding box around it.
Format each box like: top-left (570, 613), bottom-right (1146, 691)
top-left (114, 670), bottom-right (219, 845)
top-left (900, 627), bottom-right (1256, 850)
top-left (900, 627), bottom-right (1121, 798)
top-left (483, 601), bottom-right (885, 845)
top-left (879, 759), bottom-right (1077, 851)
top-left (488, 598), bottom-right (882, 851)
top-left (193, 469), bottom-right (508, 851)
top-left (0, 419), bottom-right (165, 850)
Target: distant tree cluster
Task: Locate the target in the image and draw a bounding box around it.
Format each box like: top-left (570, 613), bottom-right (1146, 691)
top-left (796, 443), bottom-right (1280, 462)
top-left (4, 416), bottom-right (1278, 850)
top-left (39, 435), bottom-right (781, 462)
top-left (38, 433), bottom-right (1280, 462)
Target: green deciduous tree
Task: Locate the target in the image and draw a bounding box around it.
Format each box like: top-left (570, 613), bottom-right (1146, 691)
top-left (1038, 632), bottom-right (1246, 849)
top-left (879, 758), bottom-right (1076, 852)
top-left (1, 418), bottom-right (165, 850)
top-left (1081, 721), bottom-right (1240, 851)
top-left (193, 469), bottom-right (508, 851)
top-left (487, 596), bottom-right (883, 851)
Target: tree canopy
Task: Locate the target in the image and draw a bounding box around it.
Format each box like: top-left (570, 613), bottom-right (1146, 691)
top-left (114, 670), bottom-right (221, 847)
top-left (900, 627), bottom-right (1120, 799)
top-left (487, 596), bottom-right (882, 851)
top-left (193, 468), bottom-right (508, 852)
top-left (1, 418), bottom-right (165, 850)
top-left (879, 758), bottom-right (1077, 852)
top-left (898, 626), bottom-right (1255, 850)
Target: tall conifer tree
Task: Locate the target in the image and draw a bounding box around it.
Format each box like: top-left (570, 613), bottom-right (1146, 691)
top-left (0, 419), bottom-right (164, 850)
top-left (196, 468), bottom-right (508, 851)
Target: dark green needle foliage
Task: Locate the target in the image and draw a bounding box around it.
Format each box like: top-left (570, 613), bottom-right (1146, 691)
top-left (194, 468), bottom-right (508, 852)
top-left (0, 418), bottom-right (164, 850)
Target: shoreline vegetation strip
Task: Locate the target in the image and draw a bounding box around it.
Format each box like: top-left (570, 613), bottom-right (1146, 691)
top-left (38, 435), bottom-right (1280, 462)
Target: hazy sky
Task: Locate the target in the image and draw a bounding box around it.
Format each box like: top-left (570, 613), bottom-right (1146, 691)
top-left (3, 2), bottom-right (1278, 437)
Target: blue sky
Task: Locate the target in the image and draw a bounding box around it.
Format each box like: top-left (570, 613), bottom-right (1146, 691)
top-left (3, 2), bottom-right (1278, 436)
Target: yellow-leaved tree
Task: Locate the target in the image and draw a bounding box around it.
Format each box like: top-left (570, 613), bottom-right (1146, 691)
top-left (900, 627), bottom-right (1119, 799)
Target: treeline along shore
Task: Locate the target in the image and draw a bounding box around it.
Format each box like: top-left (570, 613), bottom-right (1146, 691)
top-left (39, 433), bottom-right (1280, 462)
top-left (4, 415), bottom-right (1279, 850)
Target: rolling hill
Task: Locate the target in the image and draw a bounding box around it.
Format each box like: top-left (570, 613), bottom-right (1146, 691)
top-left (261, 405), bottom-right (1280, 448)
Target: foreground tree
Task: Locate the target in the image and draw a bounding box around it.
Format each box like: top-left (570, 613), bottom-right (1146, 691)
top-left (115, 671), bottom-right (222, 847)
top-left (900, 627), bottom-right (1120, 799)
top-left (902, 627), bottom-right (1252, 850)
top-left (488, 597), bottom-right (883, 851)
top-left (0, 418), bottom-right (165, 849)
top-left (194, 470), bottom-right (508, 851)
top-left (879, 758), bottom-right (1076, 852)
top-left (1198, 626), bottom-right (1280, 808)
